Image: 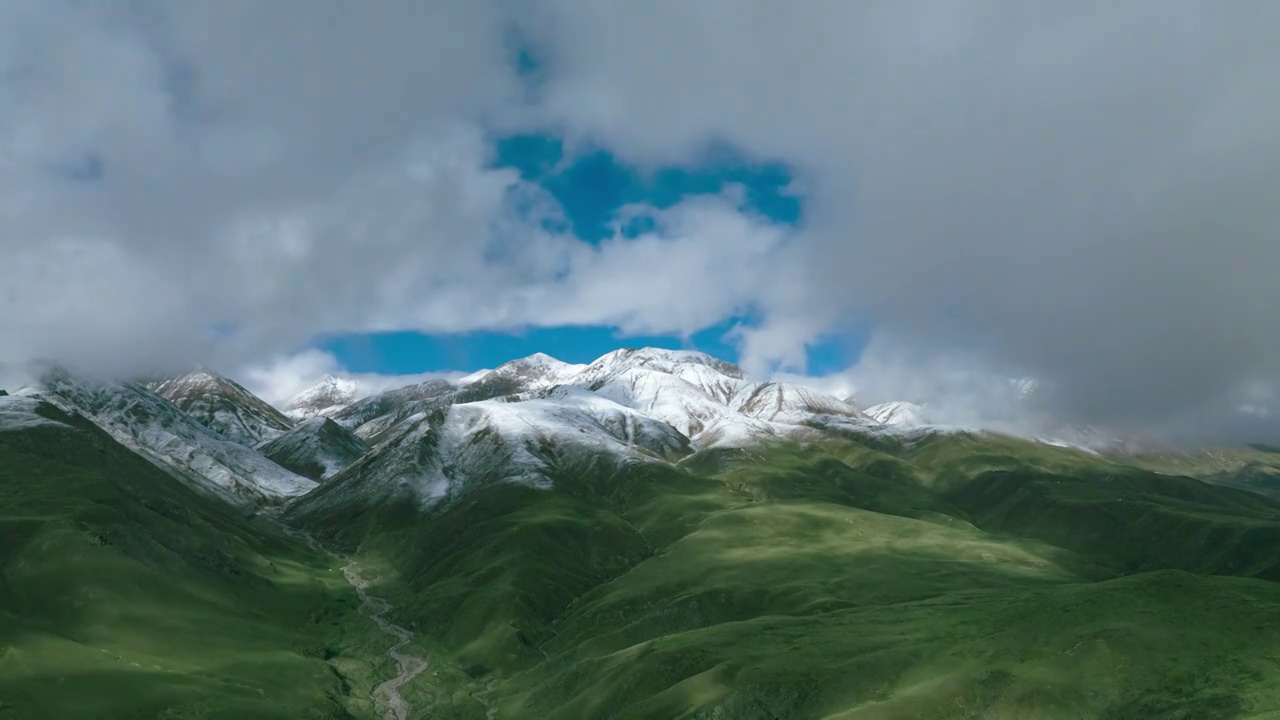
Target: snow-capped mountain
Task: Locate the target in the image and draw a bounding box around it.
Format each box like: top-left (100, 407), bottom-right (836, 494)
top-left (4, 346), bottom-right (1106, 518)
top-left (580, 367), bottom-right (863, 446)
top-left (567, 348), bottom-right (867, 448)
top-left (286, 388), bottom-right (691, 522)
top-left (148, 370), bottom-right (295, 446)
top-left (30, 367), bottom-right (315, 503)
top-left (323, 354), bottom-right (590, 446)
top-left (258, 417), bottom-right (370, 481)
top-left (575, 348), bottom-right (747, 386)
top-left (282, 374), bottom-right (365, 419)
top-left (307, 348), bottom-right (870, 455)
top-left (865, 401), bottom-right (931, 429)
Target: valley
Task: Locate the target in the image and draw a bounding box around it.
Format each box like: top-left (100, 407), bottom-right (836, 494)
top-left (4, 348), bottom-right (1280, 718)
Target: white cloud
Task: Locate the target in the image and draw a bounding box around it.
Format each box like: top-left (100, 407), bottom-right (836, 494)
top-left (3, 1), bottom-right (1279, 439)
top-left (0, 1), bottom-right (521, 374)
top-left (234, 349), bottom-right (468, 410)
top-left (774, 333), bottom-right (1043, 430)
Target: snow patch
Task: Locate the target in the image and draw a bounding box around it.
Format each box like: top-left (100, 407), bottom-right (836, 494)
top-left (0, 395), bottom-right (71, 432)
top-left (865, 401), bottom-right (931, 429)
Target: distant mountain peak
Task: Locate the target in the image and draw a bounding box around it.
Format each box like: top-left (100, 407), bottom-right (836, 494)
top-left (589, 347), bottom-right (747, 379)
top-left (865, 401), bottom-right (931, 429)
top-left (307, 345), bottom-right (871, 478)
top-left (491, 352), bottom-right (588, 380)
top-left (284, 375), bottom-right (364, 419)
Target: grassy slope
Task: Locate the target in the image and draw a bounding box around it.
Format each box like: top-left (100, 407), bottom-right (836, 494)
top-left (1115, 444), bottom-right (1280, 497)
top-left (295, 429), bottom-right (1280, 719)
top-left (0, 401), bottom-right (381, 720)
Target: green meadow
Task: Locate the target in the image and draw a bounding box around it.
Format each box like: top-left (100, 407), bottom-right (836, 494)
top-left (0, 402), bottom-right (382, 720)
top-left (300, 432), bottom-right (1280, 719)
top-left (9, 398), bottom-right (1280, 718)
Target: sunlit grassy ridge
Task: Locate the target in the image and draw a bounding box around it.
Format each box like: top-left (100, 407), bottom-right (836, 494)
top-left (10, 385), bottom-right (1280, 719)
top-left (294, 429), bottom-right (1280, 719)
top-left (0, 401), bottom-right (379, 719)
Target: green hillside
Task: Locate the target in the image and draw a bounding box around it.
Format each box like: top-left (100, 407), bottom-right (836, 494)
top-left (291, 429), bottom-right (1280, 719)
top-left (10, 387), bottom-right (1280, 719)
top-left (0, 399), bottom-right (382, 720)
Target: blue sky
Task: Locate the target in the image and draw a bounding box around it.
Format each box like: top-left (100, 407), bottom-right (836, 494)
top-left (320, 320), bottom-right (866, 376)
top-left (318, 131), bottom-right (865, 376)
top-left (309, 29), bottom-right (868, 378)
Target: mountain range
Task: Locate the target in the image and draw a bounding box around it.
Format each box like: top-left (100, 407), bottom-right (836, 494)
top-left (5, 347), bottom-right (1280, 718)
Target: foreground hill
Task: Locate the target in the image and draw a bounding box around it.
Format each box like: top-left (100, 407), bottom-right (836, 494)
top-left (0, 394), bottom-right (380, 719)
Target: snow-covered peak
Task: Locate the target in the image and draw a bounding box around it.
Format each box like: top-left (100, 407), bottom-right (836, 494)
top-left (511, 351), bottom-right (565, 368)
top-left (577, 347), bottom-right (747, 386)
top-left (483, 352), bottom-right (588, 387)
top-left (284, 374), bottom-right (364, 419)
top-left (457, 368), bottom-right (493, 385)
top-left (149, 369), bottom-right (294, 446)
top-left (584, 367), bottom-right (730, 439)
top-left (308, 346), bottom-right (874, 453)
top-left (865, 401), bottom-right (931, 429)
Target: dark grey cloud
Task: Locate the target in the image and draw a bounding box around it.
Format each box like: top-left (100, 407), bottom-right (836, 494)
top-left (523, 0), bottom-right (1280, 437)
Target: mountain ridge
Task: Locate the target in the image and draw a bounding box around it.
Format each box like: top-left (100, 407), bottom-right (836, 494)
top-left (20, 366), bottom-right (315, 503)
top-left (7, 348), bottom-right (1280, 718)
top-left (148, 369), bottom-right (295, 446)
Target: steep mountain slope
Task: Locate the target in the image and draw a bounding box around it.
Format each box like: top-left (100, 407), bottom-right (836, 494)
top-left (259, 416), bottom-right (370, 481)
top-left (149, 369), bottom-right (295, 446)
top-left (329, 378), bottom-right (459, 442)
top-left (0, 393), bottom-right (375, 719)
top-left (573, 348), bottom-right (748, 389)
top-left (283, 374), bottom-right (364, 419)
top-left (32, 369), bottom-right (315, 503)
